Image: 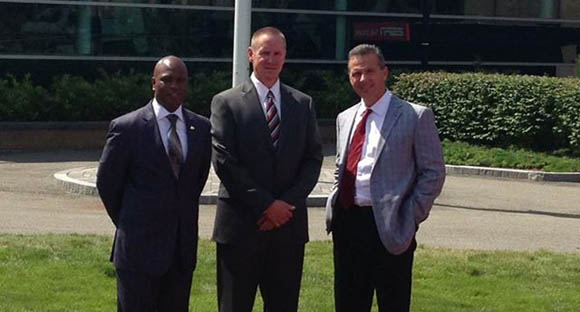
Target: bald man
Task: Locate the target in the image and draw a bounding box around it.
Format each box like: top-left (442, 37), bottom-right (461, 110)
top-left (97, 55), bottom-right (212, 311)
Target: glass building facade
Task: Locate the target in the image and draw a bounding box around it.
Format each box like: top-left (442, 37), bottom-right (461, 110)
top-left (1, 0), bottom-right (579, 78)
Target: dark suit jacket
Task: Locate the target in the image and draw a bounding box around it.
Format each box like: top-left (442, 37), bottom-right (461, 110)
top-left (210, 80), bottom-right (323, 245)
top-left (97, 101), bottom-right (211, 276)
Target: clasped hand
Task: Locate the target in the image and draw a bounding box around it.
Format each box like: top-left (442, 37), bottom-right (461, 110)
top-left (257, 200), bottom-right (295, 231)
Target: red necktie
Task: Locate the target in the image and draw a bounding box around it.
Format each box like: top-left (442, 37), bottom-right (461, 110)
top-left (338, 108), bottom-right (372, 209)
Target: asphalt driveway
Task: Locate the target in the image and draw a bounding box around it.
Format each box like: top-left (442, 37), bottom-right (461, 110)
top-left (1, 149), bottom-right (579, 253)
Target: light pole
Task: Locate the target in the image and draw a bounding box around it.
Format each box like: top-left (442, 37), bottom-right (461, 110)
top-left (421, 0), bottom-right (432, 68)
top-left (232, 0), bottom-right (252, 87)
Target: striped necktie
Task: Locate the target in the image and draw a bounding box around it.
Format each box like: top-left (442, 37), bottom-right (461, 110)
top-left (266, 90), bottom-right (280, 148)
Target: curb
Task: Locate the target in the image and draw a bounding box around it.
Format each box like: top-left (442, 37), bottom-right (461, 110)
top-left (54, 169), bottom-right (332, 207)
top-left (54, 169), bottom-right (99, 196)
top-left (445, 165), bottom-right (580, 182)
top-left (199, 194), bottom-right (328, 207)
top-left (55, 165), bottom-right (580, 207)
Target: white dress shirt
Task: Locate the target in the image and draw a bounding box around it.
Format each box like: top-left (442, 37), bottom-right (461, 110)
top-left (152, 98), bottom-right (188, 160)
top-left (251, 73), bottom-right (282, 120)
top-left (350, 90), bottom-right (392, 206)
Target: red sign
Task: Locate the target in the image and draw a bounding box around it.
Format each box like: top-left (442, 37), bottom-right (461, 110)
top-left (353, 22), bottom-right (411, 42)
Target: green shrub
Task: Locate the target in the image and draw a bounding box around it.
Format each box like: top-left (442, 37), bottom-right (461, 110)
top-left (392, 72), bottom-right (580, 153)
top-left (46, 72), bottom-right (153, 121)
top-left (0, 69), bottom-right (365, 121)
top-left (49, 75), bottom-right (102, 121)
top-left (0, 74), bottom-right (50, 121)
top-left (1, 70), bottom-right (580, 155)
top-left (92, 71), bottom-right (152, 120)
top-left (553, 78), bottom-right (580, 154)
top-left (283, 69), bottom-right (357, 118)
top-left (188, 70), bottom-right (232, 116)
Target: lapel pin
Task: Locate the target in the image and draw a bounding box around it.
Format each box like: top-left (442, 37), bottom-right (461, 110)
top-left (189, 125), bottom-right (195, 131)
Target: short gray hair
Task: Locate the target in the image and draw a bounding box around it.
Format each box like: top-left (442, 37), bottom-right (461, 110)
top-left (250, 26), bottom-right (286, 49)
top-left (348, 44), bottom-right (386, 68)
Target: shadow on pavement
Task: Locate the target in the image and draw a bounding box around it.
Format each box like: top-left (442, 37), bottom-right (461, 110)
top-left (438, 203), bottom-right (580, 220)
top-left (0, 150), bottom-right (102, 163)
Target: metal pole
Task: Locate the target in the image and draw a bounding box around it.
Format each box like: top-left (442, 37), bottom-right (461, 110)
top-left (539, 0), bottom-right (555, 19)
top-left (77, 6), bottom-right (92, 55)
top-left (335, 0), bottom-right (347, 61)
top-left (421, 0), bottom-right (432, 68)
top-left (232, 0), bottom-right (252, 87)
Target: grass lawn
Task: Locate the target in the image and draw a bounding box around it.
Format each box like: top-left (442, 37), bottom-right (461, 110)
top-left (443, 140), bottom-right (580, 172)
top-left (1, 234), bottom-right (579, 311)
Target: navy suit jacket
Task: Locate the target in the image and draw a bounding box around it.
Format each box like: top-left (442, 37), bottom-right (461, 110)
top-left (97, 101), bottom-right (211, 276)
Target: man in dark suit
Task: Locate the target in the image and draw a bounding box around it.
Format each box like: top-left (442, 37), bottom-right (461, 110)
top-left (326, 44), bottom-right (446, 311)
top-left (97, 55), bottom-right (212, 312)
top-left (210, 26), bottom-right (323, 312)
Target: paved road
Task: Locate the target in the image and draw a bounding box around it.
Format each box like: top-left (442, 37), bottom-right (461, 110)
top-left (1, 149), bottom-right (579, 253)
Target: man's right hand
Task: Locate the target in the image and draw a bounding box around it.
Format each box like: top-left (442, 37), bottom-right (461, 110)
top-left (257, 200), bottom-right (295, 231)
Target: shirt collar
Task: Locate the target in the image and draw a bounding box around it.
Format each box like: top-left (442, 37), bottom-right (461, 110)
top-left (152, 98), bottom-right (184, 122)
top-left (358, 89), bottom-right (391, 118)
top-left (251, 72), bottom-right (281, 103)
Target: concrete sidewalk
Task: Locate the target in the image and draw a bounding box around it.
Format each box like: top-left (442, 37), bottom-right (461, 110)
top-left (54, 166), bottom-right (333, 206)
top-left (1, 149), bottom-right (580, 253)
top-left (53, 148), bottom-right (580, 206)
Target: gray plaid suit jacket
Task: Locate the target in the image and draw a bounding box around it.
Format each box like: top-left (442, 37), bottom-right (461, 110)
top-left (325, 94), bottom-right (446, 255)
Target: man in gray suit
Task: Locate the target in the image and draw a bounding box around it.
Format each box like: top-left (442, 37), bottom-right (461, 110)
top-left (97, 55), bottom-right (212, 311)
top-left (325, 44), bottom-right (445, 311)
top-left (210, 27), bottom-right (323, 312)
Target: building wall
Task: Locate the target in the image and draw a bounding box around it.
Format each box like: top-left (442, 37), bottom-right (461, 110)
top-left (0, 0), bottom-right (579, 78)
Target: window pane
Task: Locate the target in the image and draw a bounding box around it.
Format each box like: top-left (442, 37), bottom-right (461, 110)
top-left (19, 0), bottom-right (235, 6)
top-left (346, 0), bottom-right (421, 14)
top-left (253, 12), bottom-right (337, 59)
top-left (253, 0), bottom-right (334, 10)
top-left (0, 4), bottom-right (234, 57)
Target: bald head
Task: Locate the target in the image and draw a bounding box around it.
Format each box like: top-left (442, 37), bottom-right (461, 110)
top-left (152, 55), bottom-right (188, 112)
top-left (153, 55), bottom-right (187, 77)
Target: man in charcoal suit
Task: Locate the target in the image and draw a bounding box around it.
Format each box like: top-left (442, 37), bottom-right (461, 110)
top-left (97, 55), bottom-right (211, 312)
top-left (210, 26), bottom-right (323, 312)
top-left (325, 44), bottom-right (446, 311)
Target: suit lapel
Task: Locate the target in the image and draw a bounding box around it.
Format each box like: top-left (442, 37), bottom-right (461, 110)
top-left (182, 110), bottom-right (201, 168)
top-left (141, 101), bottom-right (175, 177)
top-left (338, 104), bottom-right (361, 167)
top-left (242, 81), bottom-right (277, 153)
top-left (276, 84), bottom-right (297, 154)
top-left (373, 95), bottom-right (403, 168)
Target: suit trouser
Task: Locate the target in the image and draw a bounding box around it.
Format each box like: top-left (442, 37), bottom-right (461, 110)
top-left (332, 205), bottom-right (416, 312)
top-left (217, 236), bottom-right (305, 312)
top-left (116, 254), bottom-right (194, 312)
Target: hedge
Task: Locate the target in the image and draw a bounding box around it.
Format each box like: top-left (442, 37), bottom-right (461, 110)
top-left (0, 69), bottom-right (357, 122)
top-left (0, 67), bottom-right (409, 122)
top-left (2, 70), bottom-right (580, 153)
top-left (392, 72), bottom-right (580, 153)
